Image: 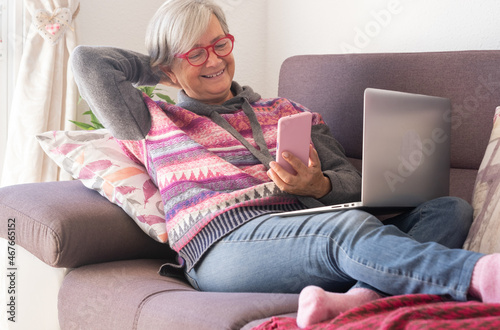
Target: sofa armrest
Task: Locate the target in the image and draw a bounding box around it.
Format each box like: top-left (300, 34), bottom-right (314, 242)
top-left (0, 180), bottom-right (175, 268)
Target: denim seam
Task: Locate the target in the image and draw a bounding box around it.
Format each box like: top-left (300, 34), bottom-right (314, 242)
top-left (221, 232), bottom-right (459, 296)
top-left (407, 206), bottom-right (425, 238)
top-left (184, 272), bottom-right (201, 291)
top-left (326, 233), bottom-right (469, 300)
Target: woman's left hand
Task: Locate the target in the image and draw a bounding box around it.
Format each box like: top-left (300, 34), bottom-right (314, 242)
top-left (267, 145), bottom-right (332, 199)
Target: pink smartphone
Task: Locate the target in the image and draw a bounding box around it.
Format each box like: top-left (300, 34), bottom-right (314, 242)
top-left (276, 112), bottom-right (313, 174)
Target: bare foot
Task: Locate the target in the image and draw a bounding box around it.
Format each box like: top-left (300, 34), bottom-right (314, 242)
top-left (296, 286), bottom-right (382, 328)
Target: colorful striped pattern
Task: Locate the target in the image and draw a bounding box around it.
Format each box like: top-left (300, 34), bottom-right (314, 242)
top-left (254, 294), bottom-right (500, 329)
top-left (117, 96), bottom-right (322, 268)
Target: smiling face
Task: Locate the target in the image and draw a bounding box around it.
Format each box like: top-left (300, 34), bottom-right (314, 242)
top-left (162, 14), bottom-right (235, 105)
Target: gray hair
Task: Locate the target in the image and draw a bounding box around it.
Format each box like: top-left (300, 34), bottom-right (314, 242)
top-left (146, 0), bottom-right (229, 74)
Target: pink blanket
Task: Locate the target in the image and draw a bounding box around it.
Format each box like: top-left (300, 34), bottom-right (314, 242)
top-left (253, 294), bottom-right (500, 329)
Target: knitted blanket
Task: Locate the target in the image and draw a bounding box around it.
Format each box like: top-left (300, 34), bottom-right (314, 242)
top-left (253, 294), bottom-right (500, 329)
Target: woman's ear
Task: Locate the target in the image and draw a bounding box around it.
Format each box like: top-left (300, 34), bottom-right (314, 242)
top-left (159, 65), bottom-right (181, 88)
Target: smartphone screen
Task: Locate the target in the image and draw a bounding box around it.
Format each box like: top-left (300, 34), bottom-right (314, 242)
top-left (276, 112), bottom-right (313, 174)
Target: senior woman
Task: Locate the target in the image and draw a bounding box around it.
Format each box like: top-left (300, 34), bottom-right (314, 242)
top-left (71, 0), bottom-right (499, 327)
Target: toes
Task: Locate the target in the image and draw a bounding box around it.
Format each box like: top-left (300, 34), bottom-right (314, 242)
top-left (297, 286), bottom-right (329, 328)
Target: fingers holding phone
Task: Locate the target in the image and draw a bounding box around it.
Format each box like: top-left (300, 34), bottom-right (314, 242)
top-left (269, 117), bottom-right (332, 198)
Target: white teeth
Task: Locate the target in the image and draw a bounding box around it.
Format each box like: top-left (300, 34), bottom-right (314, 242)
top-left (204, 70), bottom-right (224, 78)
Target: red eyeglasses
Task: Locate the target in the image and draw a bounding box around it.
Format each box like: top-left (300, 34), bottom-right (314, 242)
top-left (175, 34), bottom-right (235, 67)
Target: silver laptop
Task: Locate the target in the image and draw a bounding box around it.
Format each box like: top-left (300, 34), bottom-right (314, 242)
top-left (273, 88), bottom-right (451, 217)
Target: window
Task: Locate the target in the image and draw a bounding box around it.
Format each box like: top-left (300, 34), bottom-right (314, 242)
top-left (0, 0), bottom-right (23, 178)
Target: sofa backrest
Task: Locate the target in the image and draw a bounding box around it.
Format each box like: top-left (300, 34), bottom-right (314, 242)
top-left (278, 51), bottom-right (500, 202)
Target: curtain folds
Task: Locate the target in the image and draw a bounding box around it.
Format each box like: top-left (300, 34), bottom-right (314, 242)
top-left (1, 0), bottom-right (80, 187)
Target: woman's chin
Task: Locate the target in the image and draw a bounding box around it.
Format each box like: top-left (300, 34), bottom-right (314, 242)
top-left (205, 83), bottom-right (233, 101)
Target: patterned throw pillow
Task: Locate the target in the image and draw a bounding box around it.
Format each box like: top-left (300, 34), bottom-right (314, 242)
top-left (463, 106), bottom-right (500, 253)
top-left (37, 129), bottom-right (168, 243)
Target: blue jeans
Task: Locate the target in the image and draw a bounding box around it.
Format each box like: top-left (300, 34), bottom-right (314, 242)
top-left (185, 197), bottom-right (482, 301)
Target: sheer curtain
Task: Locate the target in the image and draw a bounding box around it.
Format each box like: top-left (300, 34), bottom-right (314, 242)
top-left (1, 0), bottom-right (80, 187)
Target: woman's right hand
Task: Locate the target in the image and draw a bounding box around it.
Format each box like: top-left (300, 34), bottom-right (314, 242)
top-left (267, 145), bottom-right (332, 199)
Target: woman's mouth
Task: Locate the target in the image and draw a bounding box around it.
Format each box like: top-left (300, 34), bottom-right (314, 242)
top-left (202, 69), bottom-right (225, 78)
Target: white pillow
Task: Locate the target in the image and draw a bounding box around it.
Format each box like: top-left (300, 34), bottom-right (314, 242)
top-left (463, 106), bottom-right (500, 253)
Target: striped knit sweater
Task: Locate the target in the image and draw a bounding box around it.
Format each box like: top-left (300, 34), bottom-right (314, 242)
top-left (117, 94), bottom-right (321, 269)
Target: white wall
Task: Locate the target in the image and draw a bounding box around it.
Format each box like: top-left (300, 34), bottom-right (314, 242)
top-left (263, 0), bottom-right (500, 97)
top-left (75, 0), bottom-right (500, 100)
top-left (77, 0), bottom-right (163, 53)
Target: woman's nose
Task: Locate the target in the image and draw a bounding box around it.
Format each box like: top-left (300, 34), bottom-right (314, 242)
top-left (205, 48), bottom-right (221, 67)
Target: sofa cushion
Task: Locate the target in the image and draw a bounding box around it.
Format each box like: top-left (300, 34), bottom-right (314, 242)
top-left (36, 129), bottom-right (167, 243)
top-left (0, 180), bottom-right (175, 268)
top-left (449, 168), bottom-right (479, 204)
top-left (58, 259), bottom-right (299, 330)
top-left (463, 106), bottom-right (500, 253)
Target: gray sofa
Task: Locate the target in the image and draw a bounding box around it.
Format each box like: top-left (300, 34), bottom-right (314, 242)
top-left (1, 50), bottom-right (499, 329)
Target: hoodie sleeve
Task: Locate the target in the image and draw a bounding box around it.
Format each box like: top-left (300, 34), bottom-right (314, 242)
top-left (71, 46), bottom-right (163, 140)
top-left (312, 122), bottom-right (362, 205)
